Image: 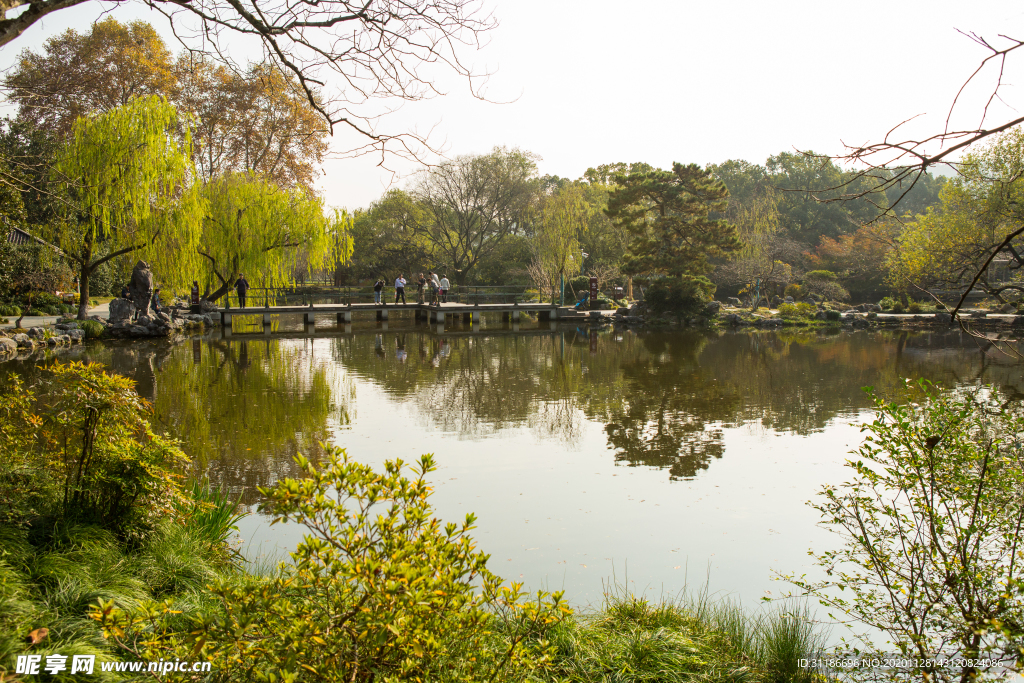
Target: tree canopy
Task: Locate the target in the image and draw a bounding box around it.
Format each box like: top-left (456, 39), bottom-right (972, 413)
top-left (414, 146), bottom-right (540, 286)
top-left (607, 162), bottom-right (740, 278)
top-left (50, 95), bottom-right (202, 318)
top-left (197, 172), bottom-right (351, 302)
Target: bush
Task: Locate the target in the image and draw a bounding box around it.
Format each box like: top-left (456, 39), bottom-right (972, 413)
top-left (646, 275), bottom-right (715, 316)
top-left (778, 302), bottom-right (817, 318)
top-left (79, 320), bottom-right (105, 339)
top-left (891, 301), bottom-right (905, 313)
top-left (96, 448), bottom-right (570, 682)
top-left (825, 309), bottom-right (841, 321)
top-left (0, 362), bottom-right (189, 532)
top-left (907, 301), bottom-right (922, 314)
top-left (783, 283), bottom-right (804, 300)
top-left (789, 381), bottom-right (1024, 681)
top-left (803, 271), bottom-right (849, 302)
top-left (0, 304), bottom-right (19, 317)
top-left (879, 296), bottom-right (897, 310)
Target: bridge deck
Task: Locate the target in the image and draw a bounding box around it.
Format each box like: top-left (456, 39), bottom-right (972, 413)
top-left (222, 302), bottom-right (565, 314)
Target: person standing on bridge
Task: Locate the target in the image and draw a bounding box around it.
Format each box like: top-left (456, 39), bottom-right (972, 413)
top-left (235, 274), bottom-right (250, 308)
top-left (439, 274), bottom-right (450, 303)
top-left (417, 273), bottom-right (426, 303)
top-left (373, 277), bottom-right (385, 304)
top-left (394, 274), bottom-right (407, 304)
top-left (429, 271), bottom-right (441, 304)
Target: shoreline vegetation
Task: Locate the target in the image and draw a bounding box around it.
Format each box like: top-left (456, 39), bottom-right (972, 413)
top-left (0, 362), bottom-right (826, 682)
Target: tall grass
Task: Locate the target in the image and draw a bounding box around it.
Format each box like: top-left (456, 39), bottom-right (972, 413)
top-left (175, 478), bottom-right (248, 566)
top-left (442, 582), bottom-right (830, 683)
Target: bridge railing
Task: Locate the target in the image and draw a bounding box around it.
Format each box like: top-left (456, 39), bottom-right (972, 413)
top-left (234, 285), bottom-right (547, 307)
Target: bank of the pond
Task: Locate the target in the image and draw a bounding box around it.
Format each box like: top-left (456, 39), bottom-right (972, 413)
top-left (0, 362), bottom-right (824, 682)
top-left (0, 484), bottom-right (824, 683)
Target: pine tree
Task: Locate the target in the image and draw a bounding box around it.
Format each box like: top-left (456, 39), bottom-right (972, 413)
top-left (606, 162), bottom-right (741, 278)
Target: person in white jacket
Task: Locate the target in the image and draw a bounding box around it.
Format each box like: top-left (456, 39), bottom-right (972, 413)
top-left (394, 274), bottom-right (407, 304)
top-left (439, 275), bottom-right (450, 303)
top-left (429, 271), bottom-right (441, 304)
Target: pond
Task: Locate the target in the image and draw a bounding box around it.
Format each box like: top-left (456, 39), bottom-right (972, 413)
top-left (4, 319), bottom-right (1021, 607)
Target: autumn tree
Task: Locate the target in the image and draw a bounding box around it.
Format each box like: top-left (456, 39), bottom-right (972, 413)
top-left (888, 127), bottom-right (1024, 307)
top-left (3, 18), bottom-right (175, 137)
top-left (172, 55), bottom-right (328, 190)
top-left (804, 224), bottom-right (895, 301)
top-left (48, 95), bottom-right (202, 319)
top-left (0, 0), bottom-right (496, 160)
top-left (196, 172), bottom-right (350, 303)
top-left (414, 147), bottom-right (540, 286)
top-left (607, 162), bottom-right (741, 280)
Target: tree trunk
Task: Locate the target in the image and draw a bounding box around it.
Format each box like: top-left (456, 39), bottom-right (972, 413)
top-left (208, 276), bottom-right (236, 303)
top-left (77, 264), bottom-right (92, 320)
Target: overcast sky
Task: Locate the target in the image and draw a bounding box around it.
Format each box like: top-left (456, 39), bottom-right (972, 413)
top-left (2, 0), bottom-right (1023, 209)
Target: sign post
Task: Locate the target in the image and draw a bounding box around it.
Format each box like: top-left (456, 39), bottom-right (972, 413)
top-left (589, 277), bottom-right (598, 310)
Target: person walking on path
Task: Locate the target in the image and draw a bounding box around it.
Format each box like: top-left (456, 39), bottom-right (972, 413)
top-left (394, 274), bottom-right (407, 304)
top-left (439, 274), bottom-right (450, 303)
top-left (234, 274), bottom-right (250, 308)
top-left (417, 273), bottom-right (426, 304)
top-left (373, 277), bottom-right (385, 304)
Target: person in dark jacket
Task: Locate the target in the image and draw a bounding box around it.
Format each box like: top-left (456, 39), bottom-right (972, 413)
top-left (235, 274), bottom-right (250, 308)
top-left (373, 278), bottom-right (385, 304)
top-left (120, 284), bottom-right (130, 300)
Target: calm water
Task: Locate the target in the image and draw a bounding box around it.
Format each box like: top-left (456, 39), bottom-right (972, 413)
top-left (4, 318), bottom-right (1022, 606)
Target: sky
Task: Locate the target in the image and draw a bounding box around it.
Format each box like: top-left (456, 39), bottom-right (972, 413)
top-left (2, 0), bottom-right (1023, 209)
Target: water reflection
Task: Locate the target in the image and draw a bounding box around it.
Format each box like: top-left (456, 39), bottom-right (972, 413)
top-left (3, 328), bottom-right (1023, 495)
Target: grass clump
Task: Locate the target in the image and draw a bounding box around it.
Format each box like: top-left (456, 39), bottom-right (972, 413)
top-left (79, 319), bottom-right (105, 339)
top-left (460, 586), bottom-right (829, 683)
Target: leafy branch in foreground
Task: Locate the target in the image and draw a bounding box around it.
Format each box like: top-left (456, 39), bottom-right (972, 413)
top-left (786, 380), bottom-right (1024, 683)
top-left (94, 447), bottom-right (570, 682)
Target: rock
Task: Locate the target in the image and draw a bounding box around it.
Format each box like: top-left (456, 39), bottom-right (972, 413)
top-left (27, 327), bottom-right (45, 337)
top-left (814, 311), bottom-right (827, 320)
top-left (704, 300), bottom-right (721, 315)
top-left (784, 296), bottom-right (794, 303)
top-left (13, 333), bottom-right (31, 347)
top-left (615, 307), bottom-right (628, 316)
top-left (934, 312), bottom-right (952, 322)
top-left (67, 329), bottom-right (85, 341)
top-left (58, 335), bottom-right (72, 345)
top-left (109, 298), bottom-right (135, 324)
top-left (128, 260), bottom-right (155, 318)
top-left (727, 297), bottom-right (742, 307)
top-left (157, 311), bottom-right (172, 323)
top-left (130, 325), bottom-right (149, 336)
top-left (0, 337), bottom-right (16, 354)
top-left (137, 314), bottom-right (153, 326)
top-left (770, 295), bottom-right (783, 307)
top-left (45, 336), bottom-right (58, 346)
top-left (723, 313), bottom-right (741, 324)
top-left (999, 303), bottom-right (1017, 313)
top-left (200, 299), bottom-right (219, 313)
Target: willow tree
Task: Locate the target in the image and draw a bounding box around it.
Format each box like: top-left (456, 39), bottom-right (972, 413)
top-left (51, 95), bottom-right (201, 319)
top-left (197, 172), bottom-right (351, 302)
top-left (532, 183), bottom-right (588, 304)
top-left (715, 184), bottom-right (796, 309)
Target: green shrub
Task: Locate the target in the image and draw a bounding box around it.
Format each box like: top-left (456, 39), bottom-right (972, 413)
top-left (646, 275), bottom-right (715, 316)
top-left (0, 304), bottom-right (19, 317)
top-left (907, 301), bottom-right (922, 314)
top-left (825, 309), bottom-right (841, 321)
top-left (0, 362), bottom-right (189, 532)
top-left (96, 448), bottom-right (570, 682)
top-left (891, 301), bottom-right (905, 313)
top-left (879, 296), bottom-right (897, 310)
top-left (778, 302), bottom-right (817, 318)
top-left (784, 283), bottom-right (804, 300)
top-left (789, 381), bottom-right (1024, 682)
top-left (79, 320), bottom-right (105, 339)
